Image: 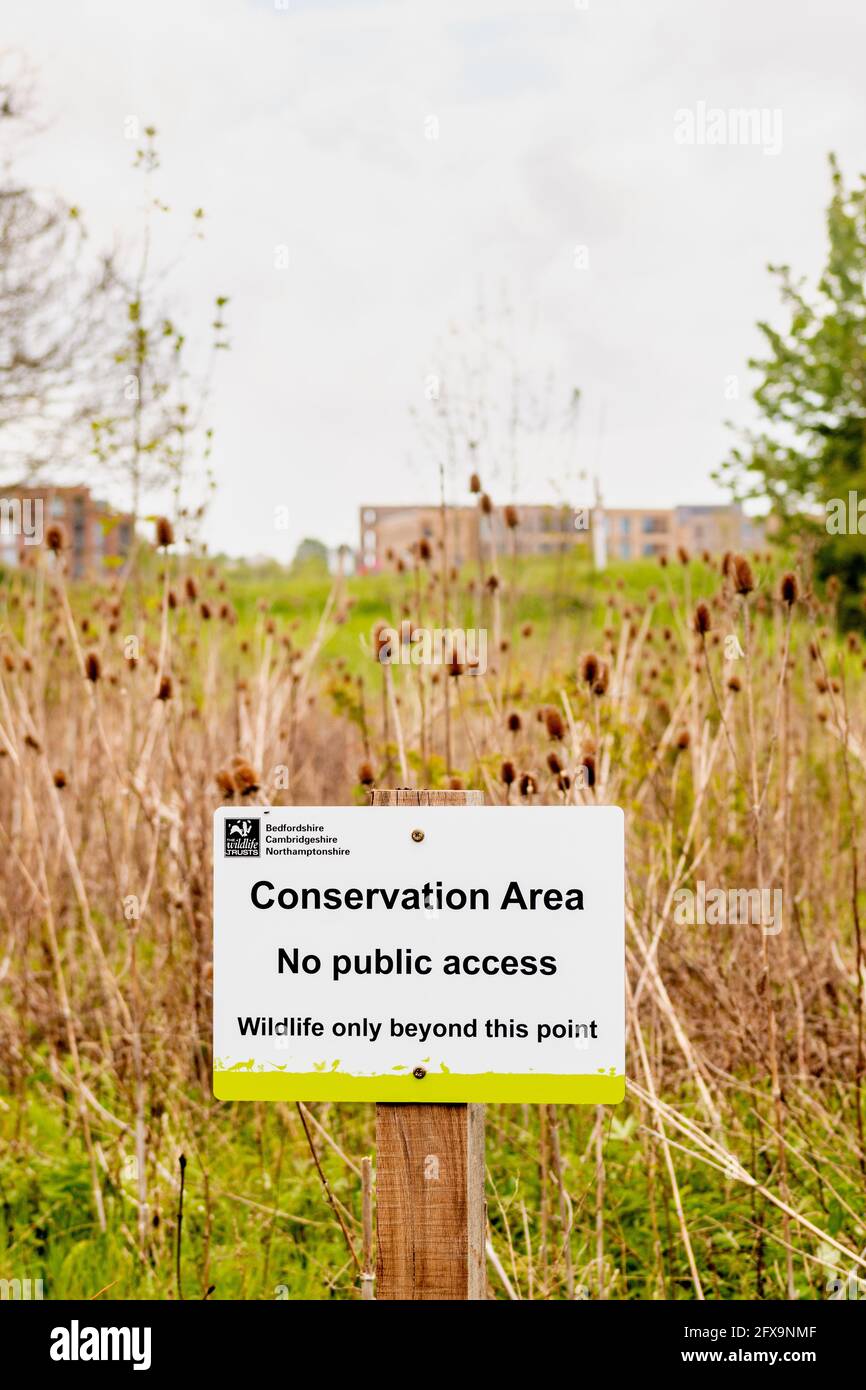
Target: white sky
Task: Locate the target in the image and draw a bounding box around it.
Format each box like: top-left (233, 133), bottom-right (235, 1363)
top-left (4, 0), bottom-right (865, 559)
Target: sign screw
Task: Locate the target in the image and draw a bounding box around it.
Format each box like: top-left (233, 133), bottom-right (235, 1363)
top-left (413, 1066), bottom-right (427, 1080)
top-left (411, 829), bottom-right (425, 843)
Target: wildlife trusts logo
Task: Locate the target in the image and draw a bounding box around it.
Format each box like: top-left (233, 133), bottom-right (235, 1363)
top-left (225, 816), bottom-right (260, 857)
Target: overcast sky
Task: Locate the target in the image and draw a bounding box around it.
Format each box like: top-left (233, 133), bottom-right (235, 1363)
top-left (4, 0), bottom-right (866, 559)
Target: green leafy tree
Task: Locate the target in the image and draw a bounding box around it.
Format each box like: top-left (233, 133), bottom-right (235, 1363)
top-left (717, 156), bottom-right (866, 627)
top-left (291, 537), bottom-right (329, 573)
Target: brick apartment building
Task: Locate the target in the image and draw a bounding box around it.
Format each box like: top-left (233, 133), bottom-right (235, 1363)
top-left (359, 501), bottom-right (761, 572)
top-left (602, 504), bottom-right (764, 562)
top-left (0, 484), bottom-right (134, 578)
top-left (359, 502), bottom-right (586, 571)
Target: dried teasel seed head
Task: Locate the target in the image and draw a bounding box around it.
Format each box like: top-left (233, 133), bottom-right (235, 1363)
top-left (448, 777), bottom-right (464, 791)
top-left (544, 706), bottom-right (565, 740)
top-left (358, 761), bottom-right (375, 787)
top-left (479, 492), bottom-right (493, 515)
top-left (215, 769), bottom-right (235, 798)
top-left (677, 545), bottom-right (690, 566)
top-left (779, 572), bottom-right (799, 606)
top-left (45, 523), bottom-right (65, 554)
top-left (157, 675), bottom-right (172, 700)
top-left (485, 573), bottom-right (500, 592)
top-left (500, 759), bottom-right (516, 786)
top-left (154, 516), bottom-right (174, 548)
top-left (518, 772), bottom-right (537, 797)
top-left (580, 651), bottom-right (600, 687)
top-left (53, 769), bottom-right (67, 788)
top-left (592, 663), bottom-right (610, 697)
top-left (507, 711), bottom-right (522, 733)
top-left (372, 620), bottom-right (392, 663)
top-left (693, 602), bottom-right (712, 636)
top-left (727, 674), bottom-right (741, 692)
top-left (732, 554), bottom-right (754, 596)
top-left (185, 575), bottom-right (198, 602)
top-left (547, 750), bottom-right (562, 775)
top-left (200, 602), bottom-right (212, 621)
top-left (417, 537), bottom-right (432, 562)
top-left (469, 472), bottom-right (481, 494)
top-left (85, 651), bottom-right (100, 682)
top-left (676, 729), bottom-right (691, 750)
top-left (503, 504), bottom-right (519, 529)
top-left (231, 759), bottom-right (260, 795)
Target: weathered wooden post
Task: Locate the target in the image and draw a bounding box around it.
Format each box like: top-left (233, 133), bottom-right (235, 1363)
top-left (370, 788), bottom-right (486, 1300)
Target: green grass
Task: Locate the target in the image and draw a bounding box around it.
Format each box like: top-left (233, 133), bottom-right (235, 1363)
top-left (224, 548), bottom-right (734, 678)
top-left (0, 1086), bottom-right (848, 1300)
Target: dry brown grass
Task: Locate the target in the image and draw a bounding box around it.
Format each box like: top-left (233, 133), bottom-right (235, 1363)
top-left (1, 524), bottom-right (865, 1299)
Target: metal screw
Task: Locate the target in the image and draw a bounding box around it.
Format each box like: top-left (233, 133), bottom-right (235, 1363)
top-left (411, 829), bottom-right (424, 843)
top-left (413, 1066), bottom-right (427, 1080)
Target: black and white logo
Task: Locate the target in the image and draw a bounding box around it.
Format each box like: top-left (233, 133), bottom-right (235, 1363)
top-left (225, 816), bottom-right (260, 857)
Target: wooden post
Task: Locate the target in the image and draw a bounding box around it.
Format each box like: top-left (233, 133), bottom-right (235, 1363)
top-left (370, 788), bottom-right (486, 1300)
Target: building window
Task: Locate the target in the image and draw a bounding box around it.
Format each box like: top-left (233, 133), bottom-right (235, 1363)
top-left (642, 516), bottom-right (668, 535)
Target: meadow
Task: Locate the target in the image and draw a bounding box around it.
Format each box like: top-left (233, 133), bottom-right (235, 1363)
top-left (1, 521), bottom-right (865, 1301)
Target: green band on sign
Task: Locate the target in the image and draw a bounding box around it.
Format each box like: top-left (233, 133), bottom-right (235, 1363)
top-left (214, 1071), bottom-right (626, 1103)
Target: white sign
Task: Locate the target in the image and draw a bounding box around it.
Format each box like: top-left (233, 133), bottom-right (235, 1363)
top-left (213, 805), bottom-right (624, 1103)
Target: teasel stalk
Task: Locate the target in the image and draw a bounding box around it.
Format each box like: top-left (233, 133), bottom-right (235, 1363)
top-left (438, 462), bottom-right (453, 773)
top-left (546, 1105), bottom-right (574, 1299)
top-left (411, 546), bottom-right (429, 778)
top-left (383, 657), bottom-right (408, 785)
top-left (738, 567), bottom-right (796, 1297)
top-left (810, 627), bottom-right (866, 1183)
top-left (479, 493), bottom-right (502, 665)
